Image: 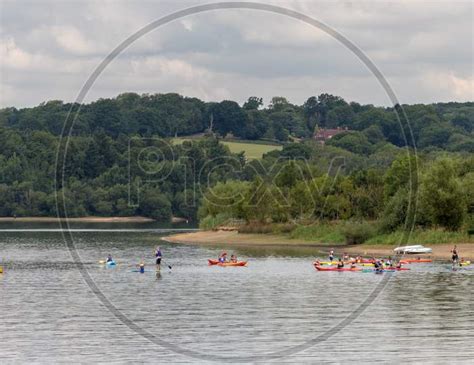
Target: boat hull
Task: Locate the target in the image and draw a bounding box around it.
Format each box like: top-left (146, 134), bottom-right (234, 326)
top-left (314, 265), bottom-right (361, 272)
top-left (208, 259), bottom-right (247, 267)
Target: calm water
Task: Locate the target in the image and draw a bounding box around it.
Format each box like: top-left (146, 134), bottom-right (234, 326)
top-left (0, 224), bottom-right (473, 364)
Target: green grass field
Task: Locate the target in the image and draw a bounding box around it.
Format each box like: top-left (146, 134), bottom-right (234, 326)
top-left (173, 138), bottom-right (282, 159)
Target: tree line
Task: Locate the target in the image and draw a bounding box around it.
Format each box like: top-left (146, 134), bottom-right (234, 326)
top-left (199, 153), bottom-right (474, 232)
top-left (0, 92), bottom-right (472, 229)
top-left (1, 93), bottom-right (473, 150)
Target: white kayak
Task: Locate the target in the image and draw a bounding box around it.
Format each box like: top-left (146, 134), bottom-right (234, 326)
top-left (393, 245), bottom-right (432, 254)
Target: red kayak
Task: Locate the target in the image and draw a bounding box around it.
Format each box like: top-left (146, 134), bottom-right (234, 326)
top-left (400, 259), bottom-right (432, 264)
top-left (357, 259), bottom-right (376, 264)
top-left (314, 265), bottom-right (361, 272)
top-left (208, 259), bottom-right (247, 267)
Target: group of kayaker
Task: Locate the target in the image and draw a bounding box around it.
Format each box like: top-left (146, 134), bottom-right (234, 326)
top-left (318, 250), bottom-right (405, 271)
top-left (321, 245), bottom-right (466, 271)
top-left (218, 251), bottom-right (239, 263)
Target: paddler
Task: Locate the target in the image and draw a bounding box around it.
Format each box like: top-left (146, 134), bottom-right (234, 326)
top-left (106, 254), bottom-right (113, 263)
top-left (329, 249), bottom-right (335, 261)
top-left (218, 252), bottom-right (228, 263)
top-left (451, 245), bottom-right (459, 264)
top-left (230, 254), bottom-right (237, 263)
top-left (155, 246), bottom-right (162, 269)
top-left (374, 259), bottom-right (382, 270)
top-left (337, 258), bottom-right (344, 269)
top-left (137, 260), bottom-right (145, 273)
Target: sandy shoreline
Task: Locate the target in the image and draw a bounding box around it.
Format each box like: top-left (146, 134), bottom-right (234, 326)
top-left (0, 216), bottom-right (155, 223)
top-left (163, 230), bottom-right (474, 260)
top-left (161, 230), bottom-right (329, 247)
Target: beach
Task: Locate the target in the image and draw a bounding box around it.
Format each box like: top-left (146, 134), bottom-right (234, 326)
top-left (163, 230), bottom-right (474, 260)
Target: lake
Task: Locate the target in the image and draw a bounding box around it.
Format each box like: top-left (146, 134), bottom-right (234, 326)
top-left (0, 223), bottom-right (473, 363)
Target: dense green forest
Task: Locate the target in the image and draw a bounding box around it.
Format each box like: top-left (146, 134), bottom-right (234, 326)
top-left (0, 93), bottom-right (473, 237)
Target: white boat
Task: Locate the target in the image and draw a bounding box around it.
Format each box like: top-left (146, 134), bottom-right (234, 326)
top-left (393, 245), bottom-right (432, 254)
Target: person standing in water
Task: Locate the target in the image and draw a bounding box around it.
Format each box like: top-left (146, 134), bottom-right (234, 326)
top-left (329, 249), bottom-right (335, 262)
top-left (155, 246), bottom-right (162, 271)
top-left (451, 245), bottom-right (459, 264)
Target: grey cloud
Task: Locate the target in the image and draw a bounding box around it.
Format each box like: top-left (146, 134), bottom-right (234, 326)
top-left (0, 0), bottom-right (472, 108)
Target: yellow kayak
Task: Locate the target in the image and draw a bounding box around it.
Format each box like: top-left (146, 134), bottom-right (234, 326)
top-left (317, 261), bottom-right (353, 265)
top-left (0, 266), bottom-right (3, 274)
top-left (460, 261), bottom-right (471, 266)
top-left (318, 261), bottom-right (339, 265)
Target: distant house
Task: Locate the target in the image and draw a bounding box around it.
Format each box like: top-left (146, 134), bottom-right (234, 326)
top-left (314, 127), bottom-right (348, 144)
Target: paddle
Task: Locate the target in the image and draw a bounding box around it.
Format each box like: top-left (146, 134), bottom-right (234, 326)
top-left (154, 250), bottom-right (171, 270)
top-left (161, 260), bottom-right (172, 270)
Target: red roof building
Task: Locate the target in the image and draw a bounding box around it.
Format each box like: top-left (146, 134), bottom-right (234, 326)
top-left (314, 127), bottom-right (348, 144)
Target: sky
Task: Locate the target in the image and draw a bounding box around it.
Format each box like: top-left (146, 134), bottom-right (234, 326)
top-left (0, 0), bottom-right (473, 108)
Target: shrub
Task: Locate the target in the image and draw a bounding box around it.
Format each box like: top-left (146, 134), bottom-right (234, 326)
top-left (199, 212), bottom-right (233, 230)
top-left (340, 221), bottom-right (376, 245)
top-left (238, 222), bottom-right (274, 234)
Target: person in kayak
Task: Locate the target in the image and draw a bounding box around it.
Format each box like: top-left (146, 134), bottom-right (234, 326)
top-left (137, 260), bottom-right (145, 273)
top-left (230, 254), bottom-right (237, 263)
top-left (218, 252), bottom-right (228, 263)
top-left (350, 262), bottom-right (357, 269)
top-left (385, 257), bottom-right (392, 267)
top-left (374, 260), bottom-right (383, 270)
top-left (329, 249), bottom-right (335, 261)
top-left (106, 254), bottom-right (113, 263)
top-left (337, 258), bottom-right (344, 269)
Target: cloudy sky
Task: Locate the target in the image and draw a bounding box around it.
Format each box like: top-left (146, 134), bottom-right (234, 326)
top-left (0, 0), bottom-right (472, 108)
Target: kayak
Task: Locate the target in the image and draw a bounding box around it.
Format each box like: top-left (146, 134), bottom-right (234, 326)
top-left (356, 259), bottom-right (376, 264)
top-left (317, 261), bottom-right (354, 265)
top-left (106, 260), bottom-right (116, 266)
top-left (317, 261), bottom-right (339, 265)
top-left (460, 261), bottom-right (471, 266)
top-left (400, 259), bottom-right (432, 264)
top-left (208, 259), bottom-right (247, 267)
top-left (362, 267), bottom-right (410, 272)
top-left (314, 265), bottom-right (361, 272)
top-left (0, 265), bottom-right (3, 274)
top-left (219, 262), bottom-right (247, 267)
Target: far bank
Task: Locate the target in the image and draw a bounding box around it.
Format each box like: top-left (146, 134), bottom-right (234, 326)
top-left (162, 229), bottom-right (474, 260)
top-left (0, 216), bottom-right (189, 223)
